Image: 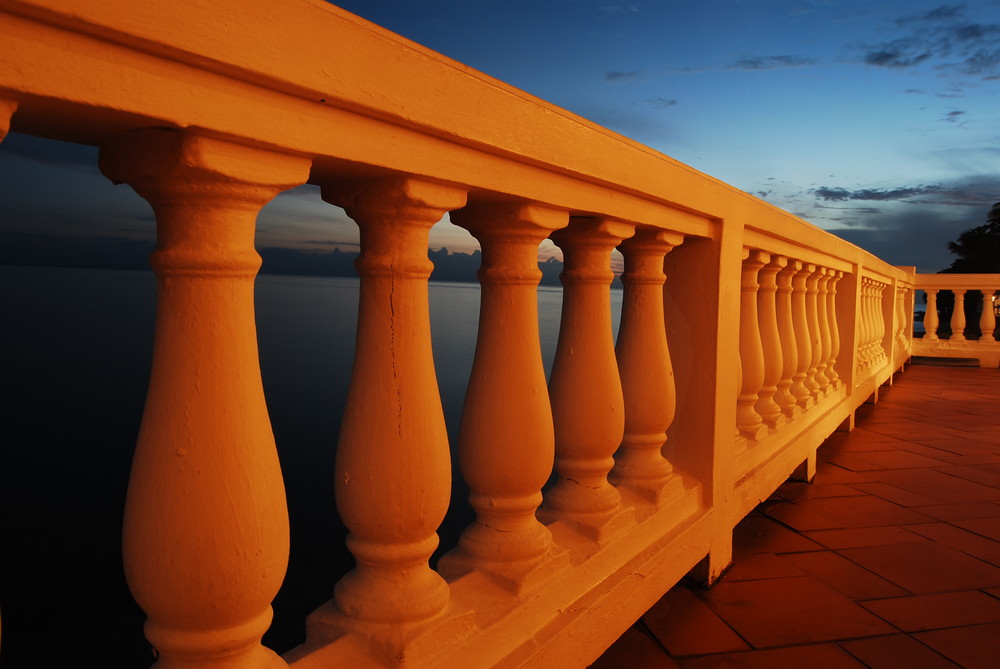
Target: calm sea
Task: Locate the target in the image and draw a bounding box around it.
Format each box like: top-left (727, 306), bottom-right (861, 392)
top-left (0, 265), bottom-right (621, 667)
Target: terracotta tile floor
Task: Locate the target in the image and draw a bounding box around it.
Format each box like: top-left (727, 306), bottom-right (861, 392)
top-left (592, 363), bottom-right (1000, 669)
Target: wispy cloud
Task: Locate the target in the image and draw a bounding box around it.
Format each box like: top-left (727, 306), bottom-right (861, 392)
top-left (813, 185), bottom-right (943, 202)
top-left (646, 97), bottom-right (678, 109)
top-left (942, 109), bottom-right (967, 124)
top-left (812, 177), bottom-right (997, 208)
top-left (604, 70), bottom-right (643, 83)
top-left (860, 4), bottom-right (1000, 79)
top-left (733, 54), bottom-right (818, 70)
top-left (598, 3), bottom-right (640, 14)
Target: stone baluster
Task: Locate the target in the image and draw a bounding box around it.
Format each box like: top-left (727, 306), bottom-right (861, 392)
top-left (980, 290), bottom-right (997, 341)
top-left (813, 268), bottom-right (833, 395)
top-left (755, 255), bottom-right (786, 430)
top-left (825, 271), bottom-right (843, 390)
top-left (873, 282), bottom-right (887, 362)
top-left (860, 279), bottom-right (874, 368)
top-left (804, 265), bottom-right (823, 399)
top-left (737, 250), bottom-right (768, 441)
top-left (896, 287), bottom-right (907, 345)
top-left (775, 260), bottom-right (801, 418)
top-left (540, 217), bottom-right (635, 540)
top-left (951, 290), bottom-right (967, 341)
top-left (611, 227), bottom-right (685, 500)
top-left (318, 177), bottom-right (466, 624)
top-left (790, 263), bottom-right (815, 409)
top-left (440, 202), bottom-right (568, 590)
top-left (99, 129), bottom-right (309, 668)
top-left (924, 289), bottom-right (940, 341)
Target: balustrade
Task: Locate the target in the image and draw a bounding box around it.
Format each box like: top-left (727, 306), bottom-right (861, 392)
top-left (4, 3), bottom-right (980, 667)
top-left (912, 278), bottom-right (999, 367)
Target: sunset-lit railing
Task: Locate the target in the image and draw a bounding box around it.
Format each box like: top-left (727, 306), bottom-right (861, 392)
top-left (0, 1), bottom-right (969, 667)
top-left (913, 273), bottom-right (1000, 368)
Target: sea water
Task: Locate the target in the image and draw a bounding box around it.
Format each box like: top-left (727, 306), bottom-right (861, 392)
top-left (0, 265), bottom-right (618, 666)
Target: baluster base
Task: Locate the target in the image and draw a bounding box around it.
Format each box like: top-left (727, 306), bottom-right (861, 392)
top-left (537, 499), bottom-right (636, 546)
top-left (301, 600), bottom-right (477, 669)
top-left (437, 533), bottom-right (571, 595)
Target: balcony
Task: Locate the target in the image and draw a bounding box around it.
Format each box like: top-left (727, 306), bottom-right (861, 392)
top-left (0, 1), bottom-right (997, 668)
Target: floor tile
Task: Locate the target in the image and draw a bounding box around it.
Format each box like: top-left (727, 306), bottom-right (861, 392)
top-left (783, 551), bottom-right (908, 600)
top-left (837, 542), bottom-right (1000, 593)
top-left (848, 482), bottom-right (941, 507)
top-left (724, 552), bottom-right (804, 582)
top-left (643, 585), bottom-right (749, 657)
top-left (953, 517), bottom-right (1000, 541)
top-left (913, 622), bottom-right (1000, 669)
top-left (763, 495), bottom-right (933, 531)
top-left (588, 625), bottom-right (679, 669)
top-left (916, 502), bottom-right (1000, 521)
top-left (678, 643), bottom-right (866, 668)
top-left (905, 522), bottom-right (1000, 566)
top-left (860, 591), bottom-right (1000, 631)
top-left (863, 468), bottom-right (1000, 504)
top-left (731, 515), bottom-right (822, 555)
top-left (838, 634), bottom-right (959, 669)
top-left (802, 526), bottom-right (928, 549)
top-left (700, 576), bottom-right (893, 647)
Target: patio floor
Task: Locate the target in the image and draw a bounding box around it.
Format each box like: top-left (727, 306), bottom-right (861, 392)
top-left (591, 362), bottom-right (1000, 669)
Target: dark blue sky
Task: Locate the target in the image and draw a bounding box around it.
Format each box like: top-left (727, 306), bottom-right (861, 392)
top-left (1, 0), bottom-right (998, 272)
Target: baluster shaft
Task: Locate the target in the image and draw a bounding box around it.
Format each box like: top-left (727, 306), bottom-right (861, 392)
top-left (804, 267), bottom-right (822, 398)
top-left (441, 203), bottom-right (568, 591)
top-left (925, 290), bottom-right (940, 341)
top-left (790, 264), bottom-right (815, 409)
top-left (951, 290), bottom-right (967, 341)
top-left (755, 255), bottom-right (785, 430)
top-left (612, 228), bottom-right (685, 500)
top-left (321, 177), bottom-right (466, 623)
top-left (980, 290), bottom-right (997, 341)
top-left (775, 260), bottom-right (801, 417)
top-left (100, 129), bottom-right (308, 668)
top-left (541, 218), bottom-right (634, 539)
top-left (814, 269), bottom-right (832, 395)
top-left (826, 271), bottom-right (843, 389)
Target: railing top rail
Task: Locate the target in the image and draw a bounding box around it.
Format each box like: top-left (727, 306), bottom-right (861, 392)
top-left (0, 0), bottom-right (909, 277)
top-left (914, 273), bottom-right (1000, 290)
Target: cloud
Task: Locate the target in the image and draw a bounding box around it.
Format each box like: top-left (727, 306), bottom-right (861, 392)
top-left (604, 70), bottom-right (642, 83)
top-left (598, 3), bottom-right (640, 14)
top-left (864, 40), bottom-right (933, 68)
top-left (813, 185), bottom-right (943, 202)
top-left (646, 97), bottom-right (678, 109)
top-left (860, 5), bottom-right (1000, 79)
top-left (732, 54), bottom-right (818, 70)
top-left (896, 4), bottom-right (964, 25)
top-left (943, 109), bottom-right (967, 123)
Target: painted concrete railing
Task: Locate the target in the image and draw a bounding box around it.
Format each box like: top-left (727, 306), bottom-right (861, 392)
top-left (913, 274), bottom-right (1000, 368)
top-left (0, 1), bottom-right (929, 667)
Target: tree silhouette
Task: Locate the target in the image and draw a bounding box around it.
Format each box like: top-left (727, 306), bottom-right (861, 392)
top-left (941, 201), bottom-right (1000, 274)
top-left (930, 201), bottom-right (1000, 338)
